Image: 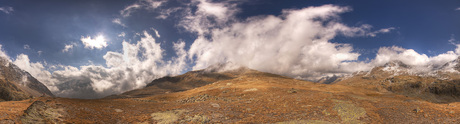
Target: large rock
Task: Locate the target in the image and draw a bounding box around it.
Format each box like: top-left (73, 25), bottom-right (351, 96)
top-left (20, 101), bottom-right (63, 124)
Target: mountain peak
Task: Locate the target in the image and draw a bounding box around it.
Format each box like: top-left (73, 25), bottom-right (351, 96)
top-left (378, 60), bottom-right (412, 75)
top-left (383, 60), bottom-right (410, 69)
top-left (437, 56), bottom-right (460, 72)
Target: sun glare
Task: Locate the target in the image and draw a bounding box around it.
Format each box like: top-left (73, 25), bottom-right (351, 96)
top-left (81, 34), bottom-right (108, 49)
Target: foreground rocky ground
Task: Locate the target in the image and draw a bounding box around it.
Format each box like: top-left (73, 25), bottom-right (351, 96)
top-left (0, 69), bottom-right (459, 123)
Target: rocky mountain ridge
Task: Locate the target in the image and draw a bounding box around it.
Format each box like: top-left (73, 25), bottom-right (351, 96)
top-left (0, 57), bottom-right (54, 101)
top-left (335, 58), bottom-right (460, 103)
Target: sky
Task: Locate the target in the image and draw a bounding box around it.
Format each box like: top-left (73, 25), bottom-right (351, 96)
top-left (0, 0), bottom-right (459, 99)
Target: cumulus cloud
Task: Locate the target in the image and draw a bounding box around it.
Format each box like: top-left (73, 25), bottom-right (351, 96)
top-left (0, 6), bottom-right (13, 14)
top-left (0, 31), bottom-right (187, 99)
top-left (183, 3), bottom-right (396, 80)
top-left (81, 35), bottom-right (108, 49)
top-left (53, 31), bottom-right (186, 98)
top-left (2, 1), bottom-right (458, 99)
top-left (12, 54), bottom-right (59, 91)
top-left (121, 0), bottom-right (166, 17)
top-left (180, 1), bottom-right (459, 80)
top-left (62, 43), bottom-right (76, 52)
top-left (370, 46), bottom-right (460, 73)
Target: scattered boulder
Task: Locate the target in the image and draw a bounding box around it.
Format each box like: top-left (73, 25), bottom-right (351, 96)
top-left (413, 107), bottom-right (422, 113)
top-left (114, 109), bottom-right (123, 113)
top-left (210, 103), bottom-right (220, 108)
top-left (287, 88), bottom-right (297, 93)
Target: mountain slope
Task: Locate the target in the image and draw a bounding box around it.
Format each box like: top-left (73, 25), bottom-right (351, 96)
top-left (106, 64), bottom-right (252, 98)
top-left (335, 60), bottom-right (460, 103)
top-left (1, 67), bottom-right (458, 123)
top-left (0, 57), bottom-right (54, 101)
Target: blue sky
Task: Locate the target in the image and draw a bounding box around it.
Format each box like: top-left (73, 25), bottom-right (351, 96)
top-left (0, 0), bottom-right (459, 98)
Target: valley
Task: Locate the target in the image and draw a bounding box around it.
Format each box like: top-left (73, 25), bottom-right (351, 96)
top-left (1, 65), bottom-right (459, 123)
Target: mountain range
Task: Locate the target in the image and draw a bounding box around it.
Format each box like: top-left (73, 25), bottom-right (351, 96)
top-left (0, 57), bottom-right (459, 123)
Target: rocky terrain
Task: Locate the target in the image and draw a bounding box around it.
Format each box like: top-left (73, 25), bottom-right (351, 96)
top-left (336, 60), bottom-right (460, 103)
top-left (0, 63), bottom-right (459, 123)
top-left (0, 57), bottom-right (54, 101)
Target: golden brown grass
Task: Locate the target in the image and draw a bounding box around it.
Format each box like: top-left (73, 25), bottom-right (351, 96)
top-left (0, 70), bottom-right (459, 123)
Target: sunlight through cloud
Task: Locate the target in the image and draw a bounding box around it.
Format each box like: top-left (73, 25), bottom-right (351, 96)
top-left (81, 35), bottom-right (108, 49)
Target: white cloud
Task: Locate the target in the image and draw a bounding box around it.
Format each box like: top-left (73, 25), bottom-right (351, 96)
top-left (118, 32), bottom-right (126, 37)
top-left (195, 0), bottom-right (235, 21)
top-left (23, 44), bottom-right (30, 50)
top-left (112, 18), bottom-right (126, 27)
top-left (167, 40), bottom-right (188, 74)
top-left (12, 54), bottom-right (59, 92)
top-left (151, 28), bottom-right (161, 38)
top-left (370, 46), bottom-right (460, 73)
top-left (0, 44), bottom-right (10, 60)
top-left (0, 31), bottom-right (188, 99)
top-left (372, 46), bottom-right (430, 66)
top-left (81, 35), bottom-right (108, 49)
top-left (449, 34), bottom-right (457, 45)
top-left (121, 0), bottom-right (166, 17)
top-left (456, 7), bottom-right (460, 11)
top-left (121, 4), bottom-right (141, 17)
top-left (0, 6), bottom-right (13, 14)
top-left (156, 7), bottom-right (181, 19)
top-left (52, 31), bottom-right (187, 98)
top-left (367, 27), bottom-right (395, 37)
top-left (2, 1), bottom-right (458, 99)
top-left (62, 43), bottom-right (76, 52)
top-left (144, 0), bottom-right (164, 9)
top-left (184, 3), bottom-right (395, 80)
top-left (37, 51), bottom-right (42, 56)
top-left (179, 0), bottom-right (239, 35)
